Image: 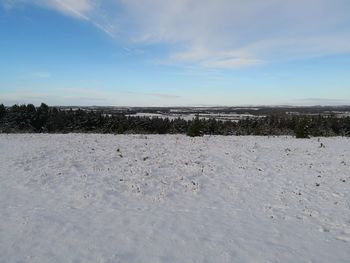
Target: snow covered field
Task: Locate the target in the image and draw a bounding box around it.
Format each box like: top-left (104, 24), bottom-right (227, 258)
top-left (125, 112), bottom-right (263, 121)
top-left (1, 134), bottom-right (350, 262)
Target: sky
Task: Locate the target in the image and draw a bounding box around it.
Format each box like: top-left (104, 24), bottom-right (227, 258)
top-left (1, 0), bottom-right (350, 106)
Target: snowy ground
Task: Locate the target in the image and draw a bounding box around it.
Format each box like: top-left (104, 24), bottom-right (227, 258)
top-left (0, 134), bottom-right (350, 263)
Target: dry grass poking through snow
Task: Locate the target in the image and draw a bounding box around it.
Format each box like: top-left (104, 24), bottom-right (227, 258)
top-left (0, 134), bottom-right (350, 262)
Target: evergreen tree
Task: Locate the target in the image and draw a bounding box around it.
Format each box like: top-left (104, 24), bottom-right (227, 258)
top-left (33, 103), bottom-right (50, 131)
top-left (186, 115), bottom-right (203, 137)
top-left (1, 103), bottom-right (350, 137)
top-left (295, 118), bottom-right (309, 138)
top-left (0, 104), bottom-right (6, 119)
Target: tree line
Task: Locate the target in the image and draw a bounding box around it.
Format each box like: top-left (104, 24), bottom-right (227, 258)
top-left (0, 103), bottom-right (350, 138)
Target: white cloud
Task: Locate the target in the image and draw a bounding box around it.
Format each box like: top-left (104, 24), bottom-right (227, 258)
top-left (122, 90), bottom-right (181, 99)
top-left (40, 0), bottom-right (93, 17)
top-left (171, 47), bottom-right (263, 68)
top-left (41, 0), bottom-right (116, 37)
top-left (1, 0), bottom-right (93, 15)
top-left (4, 0), bottom-right (350, 69)
top-left (0, 87), bottom-right (185, 106)
top-left (3, 0), bottom-right (115, 37)
top-left (202, 57), bottom-right (263, 69)
top-left (295, 98), bottom-right (350, 106)
top-left (21, 71), bottom-right (51, 79)
top-left (117, 0), bottom-right (350, 67)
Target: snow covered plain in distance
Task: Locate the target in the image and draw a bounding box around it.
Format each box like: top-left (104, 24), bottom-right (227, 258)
top-left (0, 134), bottom-right (350, 262)
top-left (125, 112), bottom-right (263, 121)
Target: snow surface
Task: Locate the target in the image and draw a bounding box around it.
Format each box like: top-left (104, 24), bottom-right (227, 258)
top-left (1, 134), bottom-right (350, 263)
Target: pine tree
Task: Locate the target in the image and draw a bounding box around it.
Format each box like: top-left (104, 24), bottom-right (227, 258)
top-left (186, 115), bottom-right (203, 137)
top-left (295, 118), bottom-right (309, 138)
top-left (0, 104), bottom-right (6, 119)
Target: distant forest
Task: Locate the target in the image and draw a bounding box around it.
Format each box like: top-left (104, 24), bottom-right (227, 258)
top-left (1, 103), bottom-right (350, 138)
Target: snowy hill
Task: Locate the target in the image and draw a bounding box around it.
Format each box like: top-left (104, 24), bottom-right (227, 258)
top-left (0, 134), bottom-right (349, 262)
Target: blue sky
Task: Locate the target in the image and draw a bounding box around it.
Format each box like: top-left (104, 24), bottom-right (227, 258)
top-left (1, 0), bottom-right (350, 106)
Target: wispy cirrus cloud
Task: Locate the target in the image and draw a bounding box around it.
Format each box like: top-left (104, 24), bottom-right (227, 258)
top-left (3, 0), bottom-right (350, 69)
top-left (0, 87), bottom-right (182, 106)
top-left (117, 0), bottom-right (350, 68)
top-left (295, 98), bottom-right (350, 106)
top-left (147, 93), bottom-right (181, 99)
top-left (123, 90), bottom-right (181, 99)
top-left (2, 0), bottom-right (116, 37)
top-left (45, 0), bottom-right (115, 37)
top-left (1, 0), bottom-right (92, 16)
top-left (21, 71), bottom-right (51, 79)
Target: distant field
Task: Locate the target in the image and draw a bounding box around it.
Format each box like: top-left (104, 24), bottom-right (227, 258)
top-left (125, 112), bottom-right (265, 121)
top-left (1, 134), bottom-right (350, 262)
